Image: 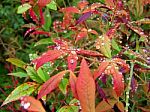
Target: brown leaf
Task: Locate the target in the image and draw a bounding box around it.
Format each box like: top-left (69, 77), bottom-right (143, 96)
top-left (20, 96), bottom-right (45, 112)
top-left (116, 101), bottom-right (125, 112)
top-left (76, 59), bottom-right (95, 112)
top-left (38, 70), bottom-right (68, 99)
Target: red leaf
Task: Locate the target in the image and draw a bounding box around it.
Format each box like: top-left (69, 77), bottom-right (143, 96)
top-left (94, 61), bottom-right (109, 80)
top-left (77, 1), bottom-right (89, 9)
top-left (39, 7), bottom-right (45, 25)
top-left (67, 51), bottom-right (78, 71)
top-left (111, 66), bottom-right (124, 97)
top-left (76, 59), bottom-right (95, 112)
top-left (60, 7), bottom-right (80, 13)
top-left (32, 50), bottom-right (64, 70)
top-left (20, 96), bottom-right (45, 112)
top-left (76, 49), bottom-right (103, 57)
top-left (31, 30), bottom-right (51, 36)
top-left (76, 31), bottom-right (87, 42)
top-left (29, 8), bottom-right (39, 24)
top-left (69, 71), bottom-right (78, 99)
top-left (38, 0), bottom-right (51, 7)
top-left (38, 70), bottom-right (68, 99)
top-left (24, 27), bottom-right (36, 36)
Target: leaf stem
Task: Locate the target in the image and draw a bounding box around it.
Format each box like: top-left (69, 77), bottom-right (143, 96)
top-left (125, 61), bottom-right (134, 112)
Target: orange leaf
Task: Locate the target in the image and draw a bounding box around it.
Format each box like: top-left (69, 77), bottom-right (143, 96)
top-left (76, 31), bottom-right (87, 42)
top-left (111, 66), bottom-right (124, 97)
top-left (94, 61), bottom-right (109, 80)
top-left (116, 101), bottom-right (125, 112)
top-left (77, 1), bottom-right (89, 9)
top-left (95, 99), bottom-right (117, 112)
top-left (38, 70), bottom-right (68, 99)
top-left (32, 50), bottom-right (64, 70)
top-left (60, 7), bottom-right (80, 13)
top-left (69, 71), bottom-right (78, 99)
top-left (76, 59), bottom-right (95, 112)
top-left (20, 96), bottom-right (45, 112)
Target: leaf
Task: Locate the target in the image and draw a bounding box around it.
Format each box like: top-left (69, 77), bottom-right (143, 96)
top-left (116, 101), bottom-right (125, 112)
top-left (95, 99), bottom-right (117, 112)
top-left (59, 78), bottom-right (69, 94)
top-left (26, 66), bottom-right (43, 83)
top-left (58, 106), bottom-right (79, 112)
top-left (131, 76), bottom-right (138, 93)
top-left (17, 3), bottom-right (31, 14)
top-left (8, 72), bottom-right (28, 78)
top-left (76, 49), bottom-right (103, 57)
top-left (38, 70), bottom-right (68, 99)
top-left (111, 66), bottom-right (124, 97)
top-left (94, 61), bottom-right (109, 80)
top-left (37, 68), bottom-right (50, 82)
top-left (69, 98), bottom-right (79, 105)
top-left (67, 52), bottom-right (78, 71)
top-left (76, 59), bottom-right (95, 112)
top-left (29, 8), bottom-right (39, 24)
top-left (32, 50), bottom-right (64, 70)
top-left (20, 96), bottom-right (45, 112)
top-left (6, 58), bottom-right (26, 69)
top-left (77, 1), bottom-right (89, 9)
top-left (38, 0), bottom-right (51, 7)
top-left (112, 38), bottom-right (121, 52)
top-left (43, 8), bottom-right (52, 31)
top-left (31, 30), bottom-right (51, 36)
top-left (60, 7), bottom-right (80, 13)
top-left (69, 71), bottom-right (78, 99)
top-left (95, 35), bottom-right (112, 58)
top-left (46, 1), bottom-right (57, 10)
top-left (34, 38), bottom-right (52, 46)
top-left (2, 82), bottom-right (38, 106)
top-left (76, 31), bottom-right (87, 41)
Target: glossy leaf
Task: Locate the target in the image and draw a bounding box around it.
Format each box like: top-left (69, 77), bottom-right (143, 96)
top-left (111, 66), bottom-right (124, 97)
top-left (26, 66), bottom-right (43, 83)
top-left (94, 61), bottom-right (109, 80)
top-left (2, 82), bottom-right (38, 106)
top-left (33, 50), bottom-right (64, 70)
top-left (69, 71), bottom-right (78, 99)
top-left (34, 38), bottom-right (52, 46)
top-left (38, 70), bottom-right (68, 99)
top-left (37, 68), bottom-right (50, 82)
top-left (58, 106), bottom-right (79, 112)
top-left (46, 1), bottom-right (57, 10)
top-left (17, 3), bottom-right (31, 14)
top-left (95, 35), bottom-right (112, 58)
top-left (38, 0), bottom-right (51, 7)
top-left (76, 59), bottom-right (95, 112)
top-left (59, 78), bottom-right (69, 94)
top-left (8, 72), bottom-right (28, 78)
top-left (6, 58), bottom-right (26, 69)
top-left (95, 99), bottom-right (117, 112)
top-left (20, 96), bottom-right (45, 112)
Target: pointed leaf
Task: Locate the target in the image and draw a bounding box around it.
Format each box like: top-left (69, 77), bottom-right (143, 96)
top-left (8, 72), bottom-right (28, 78)
top-left (94, 61), bottom-right (109, 80)
top-left (95, 99), bottom-right (117, 112)
top-left (20, 96), bottom-right (45, 112)
top-left (2, 82), bottom-right (38, 106)
top-left (6, 58), bottom-right (26, 69)
top-left (111, 66), bottom-right (124, 97)
top-left (34, 38), bottom-right (52, 46)
top-left (37, 68), bottom-right (50, 82)
top-left (26, 66), bottom-right (43, 83)
top-left (60, 7), bottom-right (80, 13)
top-left (46, 1), bottom-right (57, 10)
top-left (43, 8), bottom-right (52, 31)
top-left (116, 101), bottom-right (125, 112)
top-left (69, 71), bottom-right (78, 99)
top-left (38, 0), bottom-right (51, 7)
top-left (38, 70), bottom-right (68, 99)
top-left (17, 3), bottom-right (31, 14)
top-left (76, 59), bottom-right (95, 112)
top-left (59, 78), bottom-right (69, 94)
top-left (32, 50), bottom-right (64, 70)
top-left (76, 31), bottom-right (87, 41)
top-left (29, 8), bottom-right (39, 24)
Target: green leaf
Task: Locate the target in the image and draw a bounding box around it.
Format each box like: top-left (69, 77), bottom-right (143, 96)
top-left (46, 1), bottom-right (57, 10)
top-left (6, 58), bottom-right (26, 69)
top-left (8, 72), bottom-right (28, 78)
top-left (26, 66), bottom-right (43, 83)
top-left (59, 78), bottom-right (69, 94)
top-left (37, 68), bottom-right (50, 82)
top-left (57, 106), bottom-right (79, 112)
top-left (34, 38), bottom-right (52, 46)
top-left (112, 38), bottom-right (121, 52)
top-left (17, 3), bottom-right (32, 14)
top-left (1, 82), bottom-right (38, 106)
top-left (69, 98), bottom-right (79, 105)
top-left (43, 8), bottom-right (52, 31)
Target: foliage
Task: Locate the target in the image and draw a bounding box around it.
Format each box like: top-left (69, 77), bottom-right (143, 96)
top-left (1, 0), bottom-right (150, 112)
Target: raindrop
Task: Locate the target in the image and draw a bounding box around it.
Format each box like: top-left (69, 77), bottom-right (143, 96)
top-left (70, 59), bottom-right (74, 64)
top-left (23, 102), bottom-right (30, 109)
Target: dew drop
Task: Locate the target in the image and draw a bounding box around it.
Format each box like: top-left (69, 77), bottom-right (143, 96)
top-left (23, 102), bottom-right (30, 109)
